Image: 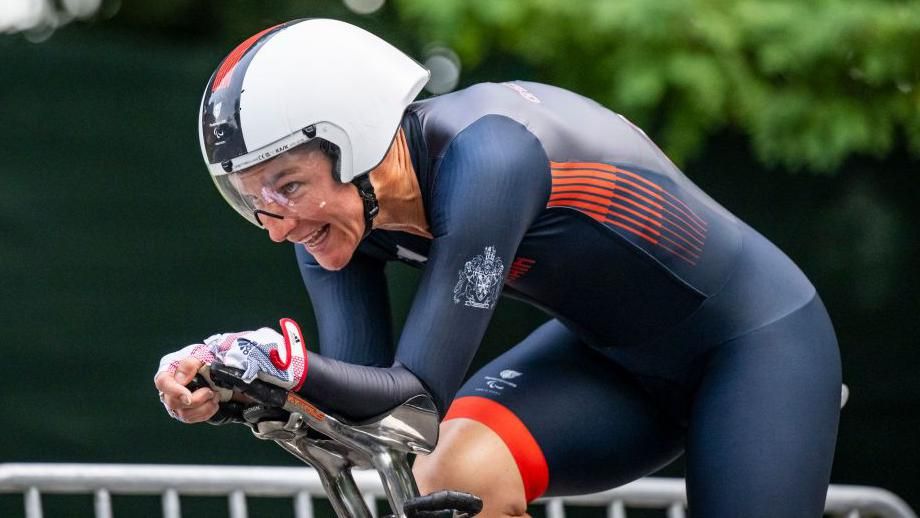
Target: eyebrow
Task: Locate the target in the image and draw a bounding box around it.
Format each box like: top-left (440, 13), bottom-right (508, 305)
top-left (264, 167), bottom-right (299, 186)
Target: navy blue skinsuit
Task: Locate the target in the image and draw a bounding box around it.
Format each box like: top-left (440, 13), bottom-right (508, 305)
top-left (294, 82), bottom-right (841, 517)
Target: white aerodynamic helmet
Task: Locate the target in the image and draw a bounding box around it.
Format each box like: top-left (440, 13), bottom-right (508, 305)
top-left (198, 18), bottom-right (430, 226)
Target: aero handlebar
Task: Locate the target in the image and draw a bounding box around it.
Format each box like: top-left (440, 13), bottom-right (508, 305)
top-left (190, 363), bottom-right (482, 518)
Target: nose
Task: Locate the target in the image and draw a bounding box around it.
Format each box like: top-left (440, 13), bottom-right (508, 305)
top-left (262, 215), bottom-right (297, 243)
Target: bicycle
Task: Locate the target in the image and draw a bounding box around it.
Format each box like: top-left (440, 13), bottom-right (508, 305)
top-left (190, 364), bottom-right (483, 518)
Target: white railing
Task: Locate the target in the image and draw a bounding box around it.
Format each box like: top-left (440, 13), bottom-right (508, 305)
top-left (0, 463), bottom-right (915, 518)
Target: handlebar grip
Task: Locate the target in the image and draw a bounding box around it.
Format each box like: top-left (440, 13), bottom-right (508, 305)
top-left (208, 363), bottom-right (289, 408)
top-left (242, 404), bottom-right (290, 425)
top-left (186, 374), bottom-right (210, 392)
top-left (206, 401), bottom-right (248, 426)
top-left (186, 373), bottom-right (247, 426)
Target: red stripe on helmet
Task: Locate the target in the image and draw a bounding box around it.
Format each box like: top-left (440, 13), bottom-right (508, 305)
top-left (211, 24), bottom-right (283, 93)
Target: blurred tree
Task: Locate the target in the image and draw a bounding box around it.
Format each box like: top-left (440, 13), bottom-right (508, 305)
top-left (112, 0), bottom-right (415, 51)
top-left (395, 0), bottom-right (920, 171)
top-left (15, 0), bottom-right (920, 170)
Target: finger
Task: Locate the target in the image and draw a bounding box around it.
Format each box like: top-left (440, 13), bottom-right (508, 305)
top-left (230, 391), bottom-right (255, 403)
top-left (164, 389), bottom-right (219, 411)
top-left (176, 399), bottom-right (220, 423)
top-left (174, 357), bottom-right (204, 385)
top-left (155, 373), bottom-right (193, 406)
top-left (161, 393), bottom-right (190, 412)
top-left (189, 387), bottom-right (217, 406)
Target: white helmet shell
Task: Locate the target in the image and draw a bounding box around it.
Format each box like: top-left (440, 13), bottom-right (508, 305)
top-left (199, 19), bottom-right (430, 225)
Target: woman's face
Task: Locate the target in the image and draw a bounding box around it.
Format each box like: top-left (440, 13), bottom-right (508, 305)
top-left (233, 146), bottom-right (364, 271)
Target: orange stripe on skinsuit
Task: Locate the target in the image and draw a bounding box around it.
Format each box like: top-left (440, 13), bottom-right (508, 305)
top-left (552, 183), bottom-right (666, 220)
top-left (553, 173), bottom-right (667, 214)
top-left (553, 172), bottom-right (676, 221)
top-left (550, 191), bottom-right (612, 208)
top-left (552, 169), bottom-right (618, 183)
top-left (575, 174), bottom-right (706, 241)
top-left (549, 173), bottom-right (706, 260)
top-left (553, 162), bottom-right (708, 231)
top-left (551, 184), bottom-right (617, 199)
top-left (666, 192), bottom-right (707, 229)
top-left (444, 396), bottom-right (549, 502)
top-left (553, 190), bottom-right (672, 236)
top-left (601, 217), bottom-right (659, 245)
top-left (595, 165), bottom-right (708, 229)
top-left (550, 200), bottom-right (694, 260)
top-left (658, 239), bottom-right (699, 266)
top-left (604, 199), bottom-right (664, 230)
top-left (553, 161), bottom-right (660, 191)
top-left (553, 170), bottom-right (668, 207)
top-left (553, 164), bottom-right (667, 201)
top-left (552, 177), bottom-right (665, 213)
top-left (659, 233), bottom-right (700, 260)
top-left (603, 209), bottom-right (662, 239)
top-left (547, 199), bottom-right (609, 220)
top-left (547, 198), bottom-right (608, 213)
top-left (550, 185), bottom-right (706, 261)
top-left (550, 200), bottom-right (661, 243)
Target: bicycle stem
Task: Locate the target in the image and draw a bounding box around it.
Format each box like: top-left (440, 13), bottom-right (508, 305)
top-left (203, 364), bottom-right (438, 518)
top-left (278, 391), bottom-right (436, 517)
top-left (276, 437), bottom-right (372, 518)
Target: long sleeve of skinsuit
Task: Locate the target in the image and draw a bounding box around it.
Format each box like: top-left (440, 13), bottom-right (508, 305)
top-left (294, 115), bottom-right (550, 421)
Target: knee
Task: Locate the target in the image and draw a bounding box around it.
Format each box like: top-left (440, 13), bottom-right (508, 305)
top-left (414, 419), bottom-right (530, 518)
top-left (412, 447), bottom-right (455, 495)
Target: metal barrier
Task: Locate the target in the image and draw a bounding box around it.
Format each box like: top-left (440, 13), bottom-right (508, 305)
top-left (0, 463), bottom-right (915, 518)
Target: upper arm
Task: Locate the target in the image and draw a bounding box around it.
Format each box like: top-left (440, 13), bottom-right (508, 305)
top-left (395, 115), bottom-right (551, 411)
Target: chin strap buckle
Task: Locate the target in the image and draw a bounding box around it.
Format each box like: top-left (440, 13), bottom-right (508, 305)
top-left (352, 174), bottom-right (379, 238)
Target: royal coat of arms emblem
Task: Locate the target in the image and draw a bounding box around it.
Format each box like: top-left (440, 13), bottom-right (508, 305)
top-left (453, 245), bottom-right (505, 309)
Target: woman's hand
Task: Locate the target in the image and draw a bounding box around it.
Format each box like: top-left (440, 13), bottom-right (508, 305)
top-left (154, 356), bottom-right (220, 423)
top-left (153, 318), bottom-right (307, 423)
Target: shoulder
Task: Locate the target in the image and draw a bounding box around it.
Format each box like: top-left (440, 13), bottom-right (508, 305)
top-left (427, 115), bottom-right (551, 234)
top-left (436, 114), bottom-right (550, 197)
top-left (411, 81), bottom-right (552, 160)
top-left (443, 114), bottom-right (545, 167)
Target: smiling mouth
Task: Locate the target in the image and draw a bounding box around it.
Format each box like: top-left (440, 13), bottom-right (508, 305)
top-left (301, 224), bottom-right (330, 249)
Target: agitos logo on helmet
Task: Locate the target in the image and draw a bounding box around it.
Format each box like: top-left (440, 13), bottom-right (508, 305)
top-left (198, 19), bottom-right (430, 227)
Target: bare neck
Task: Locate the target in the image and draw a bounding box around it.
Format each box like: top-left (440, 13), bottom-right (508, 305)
top-left (367, 128), bottom-right (432, 239)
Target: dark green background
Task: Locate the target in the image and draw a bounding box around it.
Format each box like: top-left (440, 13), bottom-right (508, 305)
top-left (1, 4), bottom-right (918, 516)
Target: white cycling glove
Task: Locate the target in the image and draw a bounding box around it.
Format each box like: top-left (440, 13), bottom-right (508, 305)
top-left (157, 317), bottom-right (309, 394)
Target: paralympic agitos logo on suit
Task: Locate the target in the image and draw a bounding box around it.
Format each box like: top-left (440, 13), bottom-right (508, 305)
top-left (476, 369), bottom-right (523, 396)
top-left (452, 246), bottom-right (505, 309)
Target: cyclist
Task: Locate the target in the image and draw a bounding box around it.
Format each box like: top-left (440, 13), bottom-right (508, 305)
top-left (155, 19), bottom-right (842, 518)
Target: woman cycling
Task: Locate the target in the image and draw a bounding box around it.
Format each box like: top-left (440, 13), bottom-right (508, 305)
top-left (155, 19), bottom-right (841, 518)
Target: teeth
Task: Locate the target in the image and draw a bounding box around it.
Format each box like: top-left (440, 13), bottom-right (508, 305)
top-left (304, 225), bottom-right (328, 247)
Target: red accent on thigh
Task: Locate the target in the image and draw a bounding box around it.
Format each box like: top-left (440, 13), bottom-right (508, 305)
top-left (444, 396), bottom-right (549, 501)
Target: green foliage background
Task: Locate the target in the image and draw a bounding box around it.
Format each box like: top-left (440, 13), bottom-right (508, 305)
top-left (397, 0), bottom-right (920, 170)
top-left (1, 0), bottom-right (918, 516)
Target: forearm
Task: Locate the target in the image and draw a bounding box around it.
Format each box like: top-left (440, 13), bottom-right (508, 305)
top-left (298, 354), bottom-right (430, 422)
top-left (298, 245), bottom-right (396, 367)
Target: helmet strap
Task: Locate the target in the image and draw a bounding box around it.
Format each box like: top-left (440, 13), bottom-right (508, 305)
top-left (351, 174), bottom-right (379, 238)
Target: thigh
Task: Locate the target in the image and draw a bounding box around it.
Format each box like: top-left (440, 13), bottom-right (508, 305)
top-left (686, 296), bottom-right (842, 517)
top-left (448, 319), bottom-right (685, 498)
